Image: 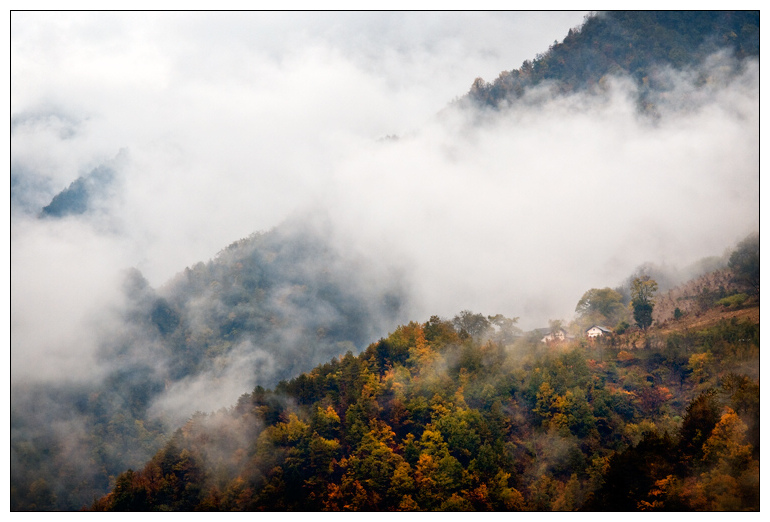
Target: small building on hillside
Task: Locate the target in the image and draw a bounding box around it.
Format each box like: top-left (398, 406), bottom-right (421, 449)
top-left (535, 327), bottom-right (573, 344)
top-left (586, 325), bottom-right (612, 338)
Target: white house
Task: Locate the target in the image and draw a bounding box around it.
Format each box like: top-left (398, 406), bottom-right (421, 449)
top-left (586, 325), bottom-right (612, 338)
top-left (537, 327), bottom-right (572, 344)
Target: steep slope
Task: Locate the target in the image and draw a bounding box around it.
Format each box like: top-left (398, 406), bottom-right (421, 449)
top-left (11, 11), bottom-right (758, 512)
top-left (464, 11), bottom-right (759, 112)
top-left (124, 215), bottom-right (408, 387)
top-left (10, 216), bottom-right (409, 511)
top-left (40, 165), bottom-right (116, 218)
top-left (91, 292), bottom-right (759, 511)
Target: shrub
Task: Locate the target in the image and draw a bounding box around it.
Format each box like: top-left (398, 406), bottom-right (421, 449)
top-left (715, 293), bottom-right (748, 309)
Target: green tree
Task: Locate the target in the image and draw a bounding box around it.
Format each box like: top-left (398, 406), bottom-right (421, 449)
top-left (487, 314), bottom-right (522, 344)
top-left (679, 390), bottom-right (721, 469)
top-left (108, 470), bottom-right (149, 511)
top-left (728, 233), bottom-right (759, 295)
top-left (575, 287), bottom-right (627, 327)
top-left (633, 303), bottom-right (653, 330)
top-left (590, 431), bottom-right (677, 511)
top-left (631, 276), bottom-right (658, 330)
top-left (452, 310), bottom-right (490, 339)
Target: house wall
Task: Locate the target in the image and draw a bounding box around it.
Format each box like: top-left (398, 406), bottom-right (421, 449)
top-left (541, 330), bottom-right (567, 343)
top-left (586, 327), bottom-right (603, 338)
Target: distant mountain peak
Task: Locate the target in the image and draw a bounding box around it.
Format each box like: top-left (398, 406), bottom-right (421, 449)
top-left (462, 11), bottom-right (759, 111)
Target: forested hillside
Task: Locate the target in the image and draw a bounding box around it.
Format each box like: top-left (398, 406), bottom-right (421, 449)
top-left (11, 217), bottom-right (408, 510)
top-left (91, 272), bottom-right (759, 511)
top-left (127, 215), bottom-right (406, 386)
top-left (463, 11), bottom-right (758, 112)
top-left (11, 11), bottom-right (759, 512)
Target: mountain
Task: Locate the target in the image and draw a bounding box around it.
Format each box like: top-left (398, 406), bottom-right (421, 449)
top-left (462, 11), bottom-right (759, 113)
top-left (121, 214), bottom-right (407, 387)
top-left (90, 271), bottom-right (759, 511)
top-left (10, 216), bottom-right (409, 511)
top-left (40, 164), bottom-right (116, 218)
top-left (11, 11), bottom-right (759, 511)
top-left (10, 110), bottom-right (83, 216)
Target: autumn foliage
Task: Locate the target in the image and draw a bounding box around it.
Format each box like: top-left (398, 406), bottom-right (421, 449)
top-left (92, 312), bottom-right (759, 511)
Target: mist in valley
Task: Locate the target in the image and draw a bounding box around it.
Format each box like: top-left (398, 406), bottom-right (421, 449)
top-left (9, 11), bottom-right (758, 509)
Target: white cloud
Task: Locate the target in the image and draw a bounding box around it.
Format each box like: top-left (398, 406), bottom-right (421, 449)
top-left (10, 11), bottom-right (758, 383)
top-left (323, 66), bottom-right (759, 328)
top-left (10, 218), bottom-right (129, 383)
top-left (148, 339), bottom-right (276, 426)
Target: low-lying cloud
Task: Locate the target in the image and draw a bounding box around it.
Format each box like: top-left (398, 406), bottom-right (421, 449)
top-left (324, 62), bottom-right (758, 328)
top-left (10, 13), bottom-right (758, 510)
top-left (148, 339), bottom-right (277, 426)
top-left (11, 10), bottom-right (757, 386)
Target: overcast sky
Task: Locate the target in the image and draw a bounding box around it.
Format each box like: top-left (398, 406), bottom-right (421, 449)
top-left (10, 11), bottom-right (759, 385)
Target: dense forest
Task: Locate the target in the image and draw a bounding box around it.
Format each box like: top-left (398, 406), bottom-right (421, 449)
top-left (91, 234), bottom-right (759, 511)
top-left (10, 217), bottom-right (408, 510)
top-left (463, 11), bottom-right (759, 113)
top-left (11, 11), bottom-right (759, 511)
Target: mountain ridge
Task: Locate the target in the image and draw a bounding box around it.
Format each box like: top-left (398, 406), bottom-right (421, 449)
top-left (90, 278), bottom-right (759, 511)
top-left (461, 11), bottom-right (758, 113)
top-left (10, 11), bottom-right (759, 511)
